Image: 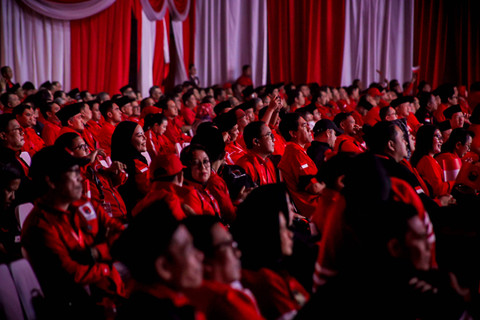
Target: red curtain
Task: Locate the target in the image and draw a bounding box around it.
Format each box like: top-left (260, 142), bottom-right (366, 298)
top-left (153, 12), bottom-right (171, 89)
top-left (182, 0), bottom-right (195, 73)
top-left (414, 0), bottom-right (480, 89)
top-left (267, 0), bottom-right (345, 86)
top-left (70, 0), bottom-right (134, 95)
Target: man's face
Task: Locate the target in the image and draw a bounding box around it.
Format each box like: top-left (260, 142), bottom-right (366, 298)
top-left (48, 103), bottom-right (61, 122)
top-left (294, 116), bottom-right (312, 145)
top-left (391, 126), bottom-right (408, 162)
top-left (17, 108), bottom-right (36, 128)
top-left (84, 92), bottom-right (93, 101)
top-left (80, 104), bottom-right (92, 122)
top-left (404, 216), bottom-right (431, 271)
top-left (165, 100), bottom-right (178, 118)
top-left (228, 124), bottom-right (239, 143)
top-left (123, 87), bottom-right (136, 100)
top-left (341, 115), bottom-right (357, 136)
top-left (396, 103), bottom-right (410, 118)
top-left (300, 85), bottom-right (310, 99)
top-left (326, 129), bottom-right (337, 148)
top-left (208, 223), bottom-right (242, 284)
top-left (8, 94), bottom-right (20, 109)
top-left (427, 95), bottom-right (438, 112)
top-left (189, 65), bottom-right (197, 76)
top-left (152, 88), bottom-right (163, 101)
top-left (2, 67), bottom-right (13, 79)
top-left (69, 113), bottom-right (85, 132)
top-left (70, 136), bottom-right (90, 158)
top-left (257, 124), bottom-right (275, 155)
top-left (109, 103), bottom-right (122, 123)
top-left (1, 119), bottom-right (24, 150)
top-left (319, 91), bottom-right (328, 106)
top-left (448, 94), bottom-right (459, 106)
top-left (1, 178), bottom-right (20, 210)
top-left (384, 107), bottom-right (397, 121)
top-left (450, 112), bottom-right (465, 129)
top-left (163, 225), bottom-right (203, 289)
top-left (295, 92), bottom-right (305, 106)
top-left (91, 103), bottom-right (102, 122)
top-left (55, 165), bottom-right (83, 202)
top-left (131, 101), bottom-right (141, 117)
top-left (245, 108), bottom-right (255, 123)
top-left (121, 103), bottom-right (133, 117)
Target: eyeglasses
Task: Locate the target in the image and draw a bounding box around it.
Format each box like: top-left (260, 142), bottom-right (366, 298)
top-left (6, 127), bottom-right (24, 134)
top-left (261, 132), bottom-right (275, 140)
top-left (73, 144), bottom-right (89, 151)
top-left (191, 159), bottom-right (210, 168)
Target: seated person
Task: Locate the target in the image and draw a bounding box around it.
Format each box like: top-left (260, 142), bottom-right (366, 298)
top-left (22, 146), bottom-right (126, 319)
top-left (183, 215), bottom-right (263, 320)
top-left (112, 200), bottom-right (204, 319)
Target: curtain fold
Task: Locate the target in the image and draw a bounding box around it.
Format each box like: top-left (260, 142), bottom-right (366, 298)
top-left (1, 0), bottom-right (71, 89)
top-left (70, 0), bottom-right (133, 95)
top-left (168, 0), bottom-right (191, 21)
top-left (195, 0), bottom-right (267, 87)
top-left (340, 0), bottom-right (414, 87)
top-left (141, 0), bottom-right (168, 21)
top-left (414, 0), bottom-right (480, 89)
top-left (20, 0), bottom-right (115, 20)
top-left (153, 16), bottom-right (171, 89)
top-left (267, 0), bottom-right (345, 86)
top-left (139, 9), bottom-right (157, 98)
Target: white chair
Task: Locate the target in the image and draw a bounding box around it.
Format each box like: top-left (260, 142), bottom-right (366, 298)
top-left (15, 203), bottom-right (34, 229)
top-left (9, 259), bottom-right (45, 320)
top-left (0, 263), bottom-right (24, 320)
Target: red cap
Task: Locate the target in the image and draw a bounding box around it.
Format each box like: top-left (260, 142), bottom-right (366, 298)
top-left (367, 87), bottom-right (382, 97)
top-left (150, 153), bottom-right (185, 179)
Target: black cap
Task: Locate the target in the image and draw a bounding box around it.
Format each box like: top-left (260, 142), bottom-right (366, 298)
top-left (30, 145), bottom-right (89, 182)
top-left (238, 101), bottom-right (254, 112)
top-left (313, 119), bottom-right (344, 136)
top-left (391, 96), bottom-right (414, 108)
top-left (213, 110), bottom-right (237, 133)
top-left (213, 100), bottom-right (232, 116)
top-left (443, 104), bottom-right (462, 120)
top-left (438, 120), bottom-right (451, 131)
top-left (56, 102), bottom-right (82, 123)
top-left (333, 112), bottom-right (353, 128)
top-left (242, 85), bottom-right (255, 97)
top-left (115, 96), bottom-right (135, 108)
top-left (67, 88), bottom-right (80, 100)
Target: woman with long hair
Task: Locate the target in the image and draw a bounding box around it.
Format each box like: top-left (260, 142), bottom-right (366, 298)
top-left (410, 124), bottom-right (454, 198)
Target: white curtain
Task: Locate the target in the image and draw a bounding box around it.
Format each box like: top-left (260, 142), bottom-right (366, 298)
top-left (20, 0), bottom-right (115, 20)
top-left (194, 0), bottom-right (268, 88)
top-left (340, 0), bottom-right (414, 87)
top-left (1, 0), bottom-right (71, 90)
top-left (139, 9), bottom-right (157, 99)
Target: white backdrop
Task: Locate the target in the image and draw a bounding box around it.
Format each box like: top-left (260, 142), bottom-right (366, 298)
top-left (194, 0), bottom-right (268, 87)
top-left (341, 0), bottom-right (415, 87)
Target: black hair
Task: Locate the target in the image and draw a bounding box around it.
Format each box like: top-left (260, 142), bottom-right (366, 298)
top-left (99, 100), bottom-right (114, 119)
top-left (243, 121), bottom-right (266, 149)
top-left (440, 128), bottom-right (473, 154)
top-left (279, 112), bottom-right (301, 142)
top-left (183, 215), bottom-right (222, 258)
top-left (143, 113), bottom-right (167, 131)
top-left (410, 124), bottom-right (438, 167)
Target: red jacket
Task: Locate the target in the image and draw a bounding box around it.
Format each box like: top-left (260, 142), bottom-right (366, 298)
top-left (42, 120), bottom-right (62, 146)
top-left (206, 171), bottom-right (236, 225)
top-left (242, 268), bottom-right (309, 320)
top-left (416, 155), bottom-right (454, 197)
top-left (21, 199), bottom-right (126, 304)
top-left (277, 142), bottom-right (321, 218)
top-left (98, 122), bottom-right (116, 156)
top-left (236, 151), bottom-right (277, 186)
top-left (183, 180), bottom-right (221, 217)
top-left (225, 141), bottom-right (247, 165)
top-left (22, 127), bottom-right (45, 157)
top-left (186, 280), bottom-right (263, 320)
top-left (334, 134), bottom-right (366, 154)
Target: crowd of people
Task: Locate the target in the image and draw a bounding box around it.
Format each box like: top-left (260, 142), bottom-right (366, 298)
top-left (1, 62), bottom-right (480, 319)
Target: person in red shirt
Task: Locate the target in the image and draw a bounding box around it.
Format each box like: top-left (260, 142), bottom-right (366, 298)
top-left (443, 104), bottom-right (465, 131)
top-left (143, 113), bottom-right (177, 159)
top-left (98, 100), bottom-right (122, 156)
top-left (215, 111), bottom-right (247, 165)
top-left (233, 184), bottom-right (310, 320)
top-left (286, 88), bottom-right (305, 113)
top-left (56, 102), bottom-right (97, 153)
top-left (55, 132), bottom-right (129, 225)
top-left (236, 64), bottom-right (253, 88)
top-left (182, 88), bottom-right (197, 126)
top-left (237, 121), bottom-right (277, 186)
top-left (39, 101), bottom-right (62, 146)
top-left (184, 215), bottom-right (263, 320)
top-left (159, 95), bottom-right (192, 149)
top-left (112, 200), bottom-right (204, 319)
top-left (115, 96), bottom-right (135, 122)
top-left (435, 128), bottom-right (474, 182)
top-left (333, 112), bottom-right (366, 154)
top-left (23, 146), bottom-right (125, 319)
top-left (0, 92), bottom-right (21, 113)
top-left (434, 84), bottom-right (458, 123)
top-left (86, 100), bottom-right (102, 136)
top-left (278, 113), bottom-right (324, 218)
top-left (111, 121), bottom-right (150, 216)
top-left (13, 104), bottom-right (45, 157)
